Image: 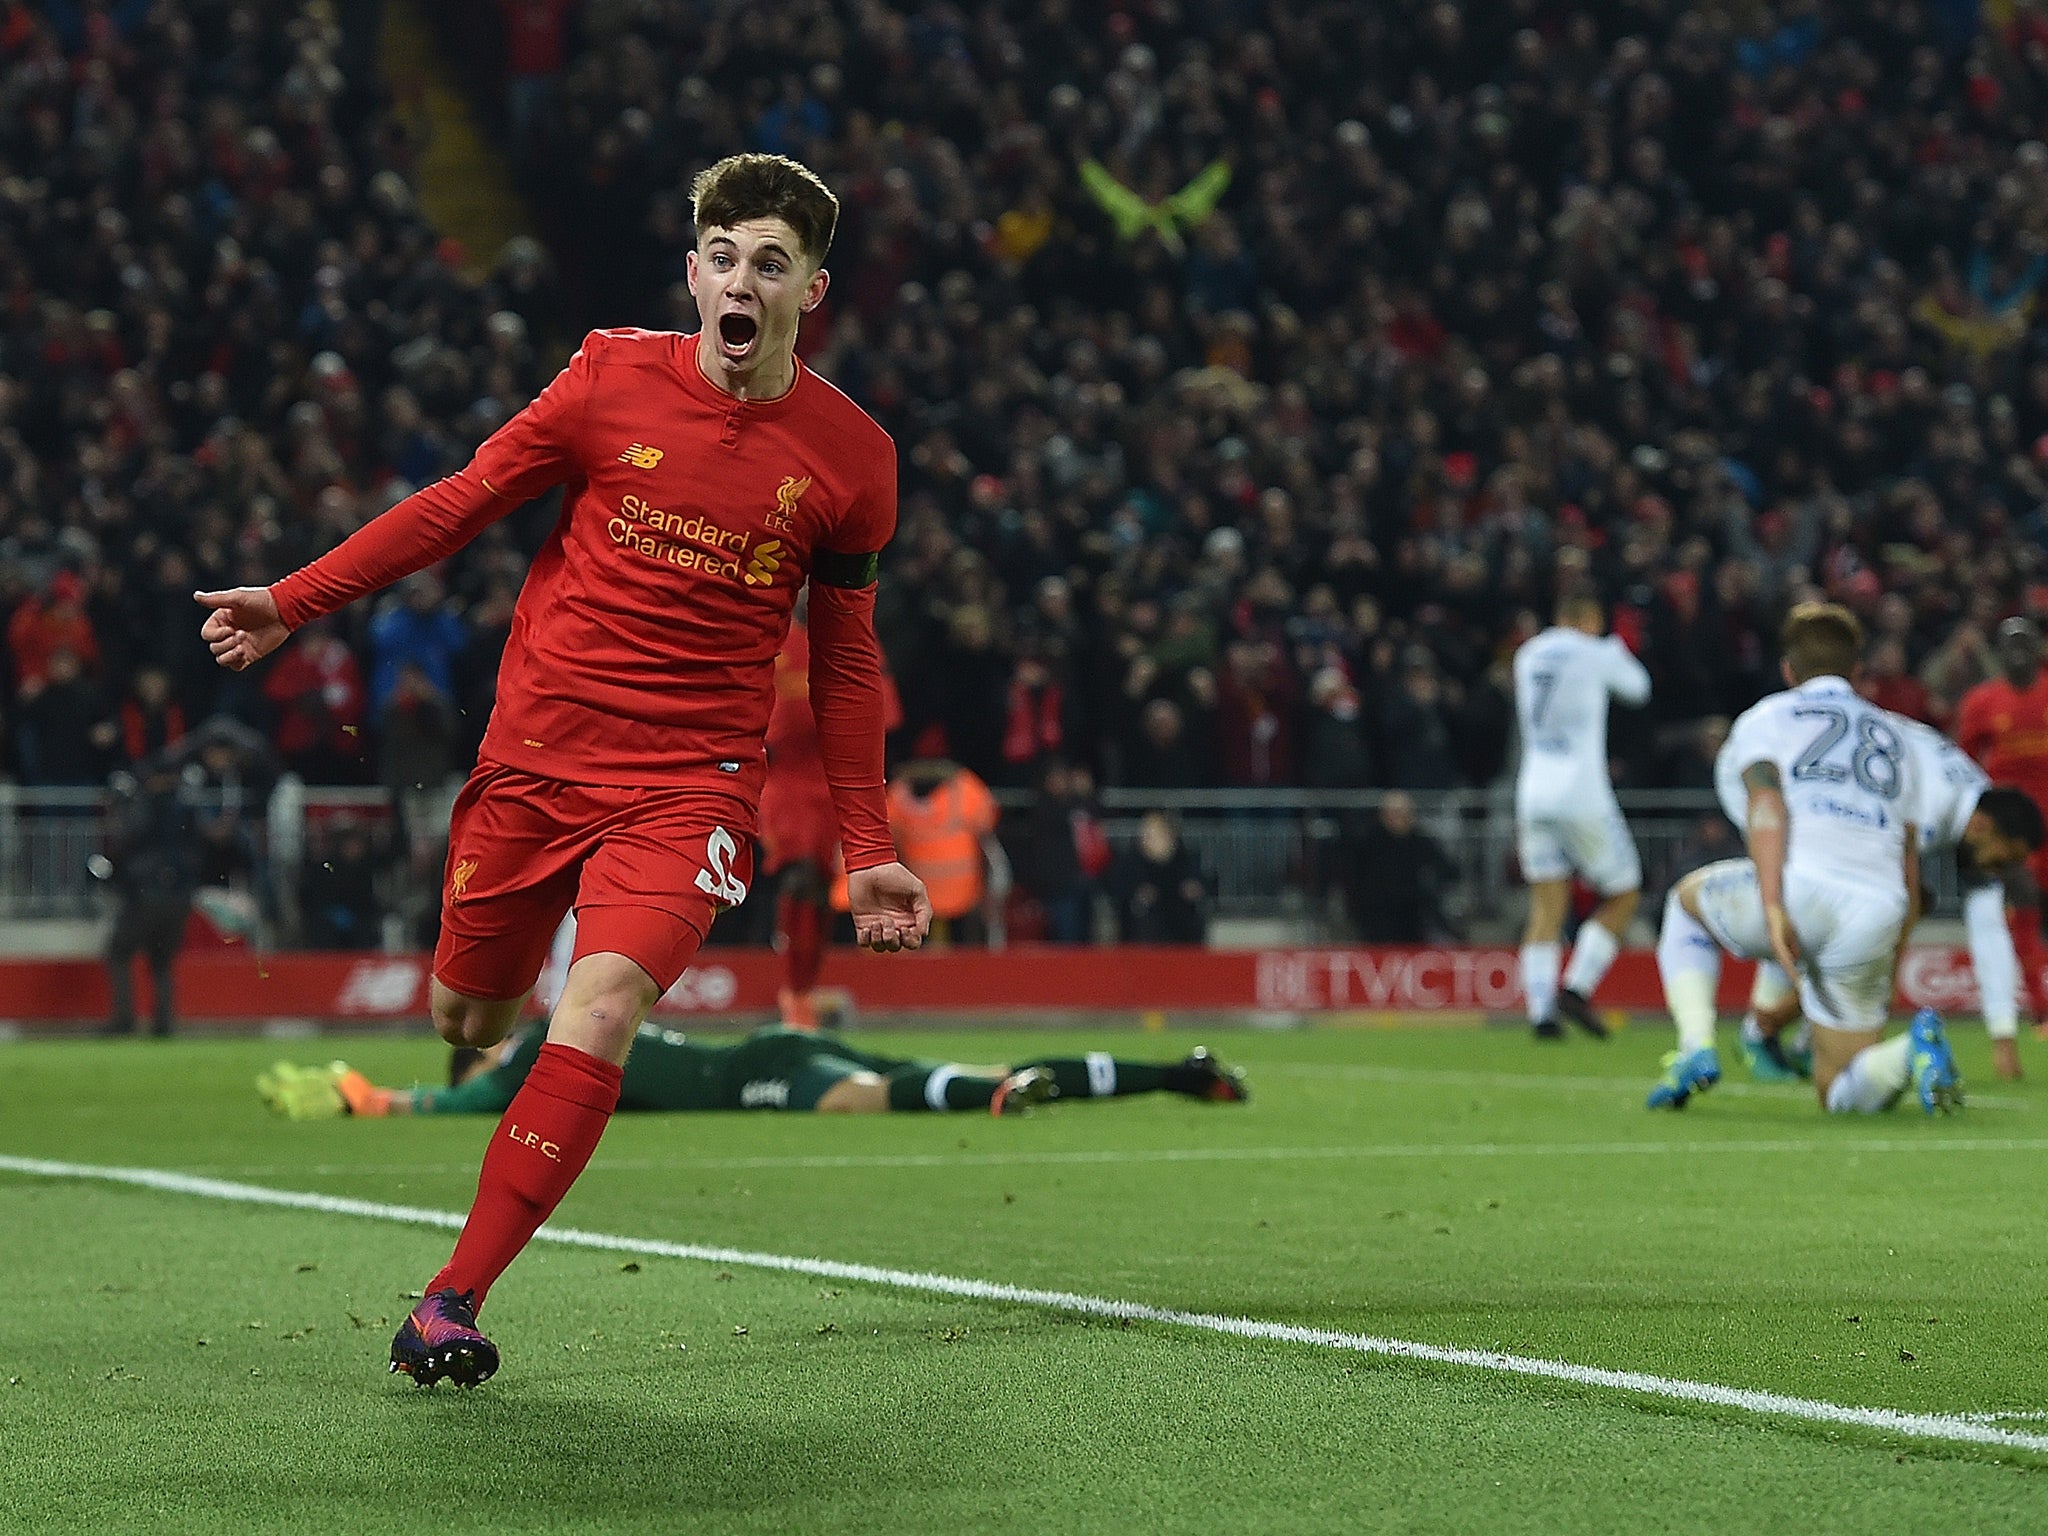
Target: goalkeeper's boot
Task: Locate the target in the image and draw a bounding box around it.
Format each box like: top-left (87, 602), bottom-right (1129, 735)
top-left (256, 1062), bottom-right (347, 1120)
top-left (390, 1289), bottom-right (498, 1388)
top-left (1177, 1046), bottom-right (1250, 1103)
top-left (1646, 1046), bottom-right (1721, 1110)
top-left (334, 1067), bottom-right (394, 1118)
top-left (1908, 1009), bottom-right (1963, 1115)
top-left (1738, 1017), bottom-right (1802, 1084)
top-left (990, 1067), bottom-right (1057, 1116)
top-left (1552, 987), bottom-right (1610, 1040)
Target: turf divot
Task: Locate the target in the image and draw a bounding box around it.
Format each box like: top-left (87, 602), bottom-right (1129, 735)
top-left (5, 1151), bottom-right (2045, 1459)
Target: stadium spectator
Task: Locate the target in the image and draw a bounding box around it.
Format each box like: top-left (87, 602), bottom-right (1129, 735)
top-left (1215, 638), bottom-right (1298, 788)
top-left (1024, 759), bottom-right (1111, 944)
top-left (9, 573), bottom-right (100, 695)
top-left (261, 618), bottom-right (369, 783)
top-left (498, 0), bottom-right (575, 158)
top-left (884, 758), bottom-right (1001, 946)
top-left (1123, 696), bottom-right (1211, 789)
top-left (16, 649), bottom-right (117, 786)
top-left (367, 575), bottom-right (467, 718)
top-left (117, 667), bottom-right (187, 766)
top-left (1302, 665), bottom-right (1371, 789)
top-left (298, 814), bottom-right (383, 951)
top-left (1859, 639), bottom-right (1942, 726)
top-left (100, 759), bottom-right (202, 1037)
top-left (1109, 811), bottom-right (1211, 945)
top-left (1378, 654), bottom-right (1463, 791)
top-left (1342, 793), bottom-right (1456, 944)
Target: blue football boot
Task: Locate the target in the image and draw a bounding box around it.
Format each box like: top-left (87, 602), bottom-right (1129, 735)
top-left (1646, 1047), bottom-right (1721, 1109)
top-left (1907, 1009), bottom-right (1963, 1115)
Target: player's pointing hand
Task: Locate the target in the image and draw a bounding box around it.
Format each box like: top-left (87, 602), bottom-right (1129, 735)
top-left (848, 861), bottom-right (934, 952)
top-left (194, 587), bottom-right (290, 672)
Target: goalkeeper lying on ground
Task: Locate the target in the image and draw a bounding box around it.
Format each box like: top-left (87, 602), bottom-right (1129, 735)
top-left (259, 1023), bottom-right (1249, 1120)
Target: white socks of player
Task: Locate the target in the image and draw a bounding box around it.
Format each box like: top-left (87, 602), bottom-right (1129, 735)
top-left (1741, 961), bottom-right (1795, 1043)
top-left (1656, 889), bottom-right (1720, 1055)
top-left (1561, 920), bottom-right (1622, 999)
top-left (1520, 942), bottom-right (1561, 1024)
top-left (1824, 1034), bottom-right (1914, 1113)
top-left (1964, 883), bottom-right (2021, 1041)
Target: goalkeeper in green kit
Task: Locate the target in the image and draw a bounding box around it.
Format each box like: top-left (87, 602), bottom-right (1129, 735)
top-left (260, 1023), bottom-right (1248, 1120)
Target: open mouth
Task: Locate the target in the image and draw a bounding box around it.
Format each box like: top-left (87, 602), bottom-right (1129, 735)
top-left (717, 312), bottom-right (758, 359)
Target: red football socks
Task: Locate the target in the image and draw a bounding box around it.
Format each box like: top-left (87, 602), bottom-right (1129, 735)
top-left (778, 889), bottom-right (825, 994)
top-left (428, 1042), bottom-right (622, 1309)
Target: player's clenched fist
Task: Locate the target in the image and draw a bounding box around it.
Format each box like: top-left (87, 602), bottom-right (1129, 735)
top-left (847, 861), bottom-right (933, 952)
top-left (194, 587), bottom-right (290, 671)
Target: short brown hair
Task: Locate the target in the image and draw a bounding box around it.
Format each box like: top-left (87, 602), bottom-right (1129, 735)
top-left (1557, 591), bottom-right (1603, 628)
top-left (1780, 601), bottom-right (1864, 683)
top-left (690, 154), bottom-right (839, 263)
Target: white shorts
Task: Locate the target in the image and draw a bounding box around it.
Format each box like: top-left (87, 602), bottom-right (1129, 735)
top-left (1517, 797), bottom-right (1641, 896)
top-left (1687, 859), bottom-right (1907, 1032)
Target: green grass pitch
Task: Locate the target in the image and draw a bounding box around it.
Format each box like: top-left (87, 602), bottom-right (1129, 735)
top-left (5, 1021), bottom-right (2048, 1534)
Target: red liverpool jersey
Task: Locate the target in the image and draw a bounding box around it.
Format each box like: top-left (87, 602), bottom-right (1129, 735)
top-left (270, 328), bottom-right (899, 864)
top-left (765, 623), bottom-right (904, 801)
top-left (1957, 668), bottom-right (2048, 796)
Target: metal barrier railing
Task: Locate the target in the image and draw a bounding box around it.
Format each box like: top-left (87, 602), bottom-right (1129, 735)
top-left (0, 783), bottom-right (1963, 941)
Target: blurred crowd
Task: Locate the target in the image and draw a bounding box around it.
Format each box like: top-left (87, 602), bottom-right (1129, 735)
top-left (0, 0), bottom-right (565, 808)
top-left (13, 0), bottom-right (2048, 944)
top-left (510, 0), bottom-right (2048, 795)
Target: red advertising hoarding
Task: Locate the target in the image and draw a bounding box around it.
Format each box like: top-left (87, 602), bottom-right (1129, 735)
top-left (0, 945), bottom-right (2004, 1025)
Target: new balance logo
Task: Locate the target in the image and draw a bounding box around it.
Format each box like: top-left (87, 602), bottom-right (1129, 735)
top-left (618, 443), bottom-right (663, 468)
top-left (743, 538), bottom-right (785, 587)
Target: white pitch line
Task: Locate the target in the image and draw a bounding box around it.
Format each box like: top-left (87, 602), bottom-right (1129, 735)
top-left (3, 1153), bottom-right (2045, 1459)
top-left (163, 1134), bottom-right (2048, 1178)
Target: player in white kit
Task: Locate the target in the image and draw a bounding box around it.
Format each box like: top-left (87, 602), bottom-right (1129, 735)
top-left (1512, 594), bottom-right (1652, 1041)
top-left (1739, 719), bottom-right (2045, 1081)
top-left (1649, 603), bottom-right (1963, 1112)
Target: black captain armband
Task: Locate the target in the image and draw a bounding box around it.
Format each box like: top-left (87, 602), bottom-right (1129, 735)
top-left (812, 548), bottom-right (881, 589)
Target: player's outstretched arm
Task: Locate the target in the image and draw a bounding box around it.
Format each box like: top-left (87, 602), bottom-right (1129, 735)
top-left (195, 338), bottom-right (600, 665)
top-left (847, 861), bottom-right (933, 952)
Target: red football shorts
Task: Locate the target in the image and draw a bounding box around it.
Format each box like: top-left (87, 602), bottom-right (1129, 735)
top-left (434, 762), bottom-right (756, 1000)
top-left (758, 774), bottom-right (838, 875)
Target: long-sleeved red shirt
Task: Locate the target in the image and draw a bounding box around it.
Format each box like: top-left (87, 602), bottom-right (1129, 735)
top-left (1958, 668), bottom-right (2048, 800)
top-left (271, 328), bottom-right (900, 869)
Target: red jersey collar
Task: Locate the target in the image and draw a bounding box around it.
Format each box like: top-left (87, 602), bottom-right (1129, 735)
top-left (673, 332), bottom-right (807, 418)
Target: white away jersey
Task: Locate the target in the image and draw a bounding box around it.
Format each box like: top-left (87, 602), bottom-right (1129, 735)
top-left (1512, 628), bottom-right (1651, 810)
top-left (1895, 715), bottom-right (1987, 852)
top-left (1715, 676), bottom-right (1920, 891)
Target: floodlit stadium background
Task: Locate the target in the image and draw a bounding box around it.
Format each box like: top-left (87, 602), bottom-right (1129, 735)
top-left (1, 0), bottom-right (2043, 1024)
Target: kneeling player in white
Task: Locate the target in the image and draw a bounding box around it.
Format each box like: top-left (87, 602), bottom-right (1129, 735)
top-left (1741, 723), bottom-right (2046, 1083)
top-left (1512, 593), bottom-right (1652, 1040)
top-left (1650, 603), bottom-right (1962, 1113)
